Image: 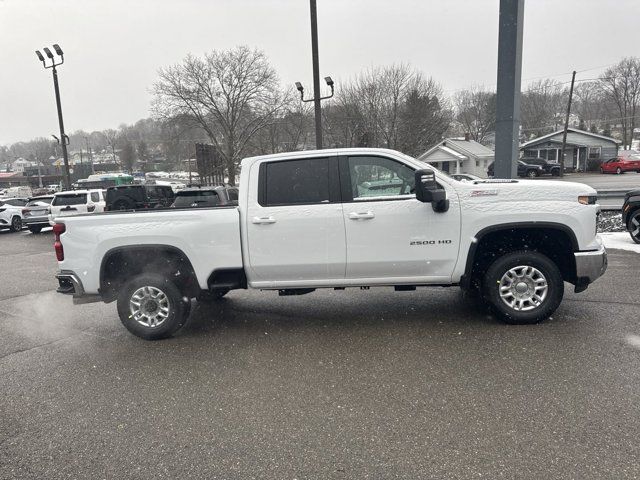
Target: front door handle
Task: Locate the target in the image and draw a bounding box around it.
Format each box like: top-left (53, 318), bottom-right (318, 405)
top-left (348, 211), bottom-right (375, 220)
top-left (252, 216), bottom-right (276, 224)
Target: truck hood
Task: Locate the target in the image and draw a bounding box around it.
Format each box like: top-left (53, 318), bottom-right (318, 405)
top-left (451, 179), bottom-right (597, 203)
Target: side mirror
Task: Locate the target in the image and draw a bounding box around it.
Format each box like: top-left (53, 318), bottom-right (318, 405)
top-left (415, 169), bottom-right (449, 213)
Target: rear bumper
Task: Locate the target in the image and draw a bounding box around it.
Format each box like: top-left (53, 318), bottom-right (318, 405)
top-left (573, 242), bottom-right (608, 292)
top-left (55, 270), bottom-right (102, 304)
top-left (23, 215), bottom-right (49, 226)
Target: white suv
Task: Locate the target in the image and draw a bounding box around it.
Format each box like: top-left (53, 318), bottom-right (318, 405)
top-left (0, 197), bottom-right (29, 232)
top-left (48, 189), bottom-right (106, 225)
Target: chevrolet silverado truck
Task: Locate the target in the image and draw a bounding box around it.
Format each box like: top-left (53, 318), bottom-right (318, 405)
top-left (54, 148), bottom-right (607, 340)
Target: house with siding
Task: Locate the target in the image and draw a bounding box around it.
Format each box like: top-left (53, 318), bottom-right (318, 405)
top-left (417, 135), bottom-right (493, 177)
top-left (520, 128), bottom-right (620, 171)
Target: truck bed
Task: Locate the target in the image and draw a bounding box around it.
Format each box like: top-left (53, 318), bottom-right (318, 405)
top-left (55, 206), bottom-right (243, 295)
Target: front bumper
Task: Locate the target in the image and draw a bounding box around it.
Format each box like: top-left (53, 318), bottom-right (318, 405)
top-left (55, 270), bottom-right (101, 304)
top-left (573, 241), bottom-right (608, 292)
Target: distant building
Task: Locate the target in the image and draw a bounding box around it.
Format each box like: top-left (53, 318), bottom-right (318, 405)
top-left (417, 134), bottom-right (494, 177)
top-left (11, 158), bottom-right (34, 173)
top-left (520, 128), bottom-right (620, 171)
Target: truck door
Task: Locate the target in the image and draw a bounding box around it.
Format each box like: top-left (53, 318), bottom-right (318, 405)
top-left (340, 155), bottom-right (461, 282)
top-left (245, 155), bottom-right (346, 284)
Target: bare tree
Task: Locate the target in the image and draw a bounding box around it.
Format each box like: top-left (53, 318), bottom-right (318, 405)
top-left (102, 128), bottom-right (119, 164)
top-left (323, 64), bottom-right (451, 155)
top-left (520, 79), bottom-right (568, 138)
top-left (599, 57), bottom-right (640, 147)
top-left (152, 46), bottom-right (284, 184)
top-left (454, 87), bottom-right (496, 142)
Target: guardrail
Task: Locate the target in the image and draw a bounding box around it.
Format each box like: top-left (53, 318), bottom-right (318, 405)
top-left (597, 189), bottom-right (630, 211)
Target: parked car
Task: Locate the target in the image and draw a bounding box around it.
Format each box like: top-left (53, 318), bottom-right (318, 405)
top-left (48, 189), bottom-right (106, 225)
top-left (22, 195), bottom-right (54, 233)
top-left (487, 160), bottom-right (544, 178)
top-left (520, 157), bottom-right (562, 176)
top-left (105, 184), bottom-right (175, 211)
top-left (53, 148), bottom-right (606, 340)
top-left (171, 186), bottom-right (238, 208)
top-left (1, 186), bottom-right (33, 199)
top-left (622, 189), bottom-right (640, 244)
top-left (450, 173), bottom-right (482, 182)
top-left (600, 156), bottom-right (640, 174)
top-left (0, 197), bottom-right (28, 232)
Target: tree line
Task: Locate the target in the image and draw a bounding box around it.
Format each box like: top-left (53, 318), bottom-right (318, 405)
top-left (2, 47), bottom-right (639, 181)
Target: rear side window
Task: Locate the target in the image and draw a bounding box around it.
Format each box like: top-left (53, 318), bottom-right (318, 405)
top-left (53, 194), bottom-right (87, 206)
top-left (173, 190), bottom-right (219, 208)
top-left (264, 158), bottom-right (330, 206)
top-left (227, 188), bottom-right (238, 202)
top-left (90, 192), bottom-right (100, 202)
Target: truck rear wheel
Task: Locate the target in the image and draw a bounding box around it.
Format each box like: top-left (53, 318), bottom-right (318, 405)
top-left (483, 251), bottom-right (563, 325)
top-left (116, 273), bottom-right (190, 340)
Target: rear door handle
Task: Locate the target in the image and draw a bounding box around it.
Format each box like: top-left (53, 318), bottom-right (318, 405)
top-left (348, 211), bottom-right (375, 220)
top-left (252, 216), bottom-right (276, 224)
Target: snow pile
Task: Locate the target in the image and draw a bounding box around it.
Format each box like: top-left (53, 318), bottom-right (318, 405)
top-left (600, 232), bottom-right (640, 253)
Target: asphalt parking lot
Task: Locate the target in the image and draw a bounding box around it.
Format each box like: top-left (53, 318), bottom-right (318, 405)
top-left (1, 229), bottom-right (639, 479)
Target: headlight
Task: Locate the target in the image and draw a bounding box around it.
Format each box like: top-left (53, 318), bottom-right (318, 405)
top-left (578, 195), bottom-right (597, 205)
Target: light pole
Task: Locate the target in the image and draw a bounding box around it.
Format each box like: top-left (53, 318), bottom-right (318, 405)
top-left (295, 0), bottom-right (334, 149)
top-left (36, 44), bottom-right (71, 190)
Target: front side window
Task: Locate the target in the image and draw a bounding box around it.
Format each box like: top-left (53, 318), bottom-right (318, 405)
top-left (348, 156), bottom-right (415, 199)
top-left (265, 158), bottom-right (329, 206)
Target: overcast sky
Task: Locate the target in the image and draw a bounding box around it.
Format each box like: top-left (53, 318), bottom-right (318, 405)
top-left (1, 0), bottom-right (638, 145)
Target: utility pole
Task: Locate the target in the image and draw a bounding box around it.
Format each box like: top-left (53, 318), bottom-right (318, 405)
top-left (36, 45), bottom-right (71, 190)
top-left (559, 70), bottom-right (577, 177)
top-left (493, 0), bottom-right (525, 179)
top-left (295, 0), bottom-right (334, 150)
top-left (310, 0), bottom-right (322, 149)
top-left (84, 136), bottom-right (95, 174)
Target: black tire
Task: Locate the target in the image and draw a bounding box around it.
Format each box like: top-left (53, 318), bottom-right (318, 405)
top-left (526, 169), bottom-right (538, 178)
top-left (116, 273), bottom-right (191, 340)
top-left (9, 216), bottom-right (22, 232)
top-left (628, 210), bottom-right (640, 245)
top-left (28, 225), bottom-right (42, 234)
top-left (482, 250), bottom-right (563, 325)
top-left (551, 168), bottom-right (560, 177)
top-left (616, 167), bottom-right (622, 174)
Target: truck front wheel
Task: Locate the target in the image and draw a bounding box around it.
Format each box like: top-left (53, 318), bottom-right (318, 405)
top-left (117, 273), bottom-right (191, 340)
top-left (483, 251), bottom-right (563, 325)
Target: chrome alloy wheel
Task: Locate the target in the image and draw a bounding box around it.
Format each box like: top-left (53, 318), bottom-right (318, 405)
top-left (498, 265), bottom-right (548, 311)
top-left (129, 286), bottom-right (170, 327)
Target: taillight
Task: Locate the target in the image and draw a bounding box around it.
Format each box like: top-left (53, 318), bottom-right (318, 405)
top-left (53, 222), bottom-right (65, 261)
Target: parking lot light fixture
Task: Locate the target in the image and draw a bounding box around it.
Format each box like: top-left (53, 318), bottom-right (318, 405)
top-left (36, 44), bottom-right (71, 190)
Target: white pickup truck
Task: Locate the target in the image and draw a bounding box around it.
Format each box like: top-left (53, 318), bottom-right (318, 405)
top-left (54, 148), bottom-right (607, 340)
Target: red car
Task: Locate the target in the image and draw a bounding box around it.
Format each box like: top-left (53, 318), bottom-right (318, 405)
top-left (600, 155), bottom-right (640, 174)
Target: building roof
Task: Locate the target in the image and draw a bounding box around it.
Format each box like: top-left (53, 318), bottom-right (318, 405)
top-left (418, 138), bottom-right (494, 162)
top-left (521, 128), bottom-right (621, 148)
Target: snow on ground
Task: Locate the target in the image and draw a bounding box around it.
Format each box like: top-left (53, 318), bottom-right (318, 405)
top-left (600, 232), bottom-right (640, 253)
